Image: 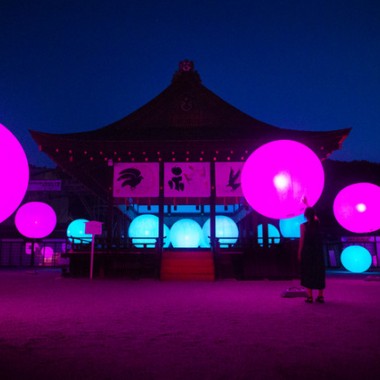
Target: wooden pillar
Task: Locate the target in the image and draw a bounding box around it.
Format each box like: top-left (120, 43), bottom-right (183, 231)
top-left (106, 186), bottom-right (114, 249)
top-left (210, 161), bottom-right (216, 253)
top-left (262, 221), bottom-right (269, 251)
top-left (158, 161), bottom-right (165, 255)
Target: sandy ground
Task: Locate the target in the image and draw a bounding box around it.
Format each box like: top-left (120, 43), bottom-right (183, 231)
top-left (0, 269), bottom-right (380, 380)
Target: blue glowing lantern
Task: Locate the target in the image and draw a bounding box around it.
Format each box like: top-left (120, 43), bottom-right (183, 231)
top-left (169, 219), bottom-right (202, 248)
top-left (257, 224), bottom-right (281, 246)
top-left (163, 224), bottom-right (170, 248)
top-left (128, 214), bottom-right (169, 248)
top-left (202, 216), bottom-right (239, 248)
top-left (279, 214), bottom-right (306, 238)
top-left (199, 230), bottom-right (211, 248)
top-left (341, 245), bottom-right (372, 273)
top-left (67, 219), bottom-right (92, 244)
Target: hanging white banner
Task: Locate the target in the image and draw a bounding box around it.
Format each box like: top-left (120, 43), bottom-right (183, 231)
top-left (113, 163), bottom-right (159, 198)
top-left (215, 162), bottom-right (244, 197)
top-left (164, 162), bottom-right (210, 198)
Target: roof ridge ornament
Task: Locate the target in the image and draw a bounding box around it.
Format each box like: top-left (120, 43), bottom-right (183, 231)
top-left (179, 60), bottom-right (194, 72)
top-left (172, 59), bottom-right (201, 83)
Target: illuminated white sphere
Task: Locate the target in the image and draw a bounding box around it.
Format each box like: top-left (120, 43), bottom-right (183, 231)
top-left (257, 224), bottom-right (281, 246)
top-left (202, 216), bottom-right (239, 248)
top-left (341, 245), bottom-right (372, 273)
top-left (170, 218), bottom-right (202, 248)
top-left (279, 214), bottom-right (306, 238)
top-left (67, 219), bottom-right (92, 244)
top-left (333, 183), bottom-right (380, 233)
top-left (128, 214), bottom-right (169, 248)
top-left (0, 123), bottom-right (29, 223)
top-left (241, 140), bottom-right (324, 219)
top-left (15, 202), bottom-right (57, 239)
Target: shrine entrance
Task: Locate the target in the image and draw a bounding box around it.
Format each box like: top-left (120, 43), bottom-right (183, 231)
top-left (31, 60), bottom-right (350, 279)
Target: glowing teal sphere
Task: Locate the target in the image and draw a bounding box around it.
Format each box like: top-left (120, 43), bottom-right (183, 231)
top-left (341, 245), bottom-right (372, 273)
top-left (199, 231), bottom-right (211, 248)
top-left (257, 224), bottom-right (281, 246)
top-left (202, 216), bottom-right (239, 248)
top-left (128, 214), bottom-right (169, 248)
top-left (279, 214), bottom-right (306, 238)
top-left (67, 219), bottom-right (92, 244)
top-left (170, 218), bottom-right (202, 248)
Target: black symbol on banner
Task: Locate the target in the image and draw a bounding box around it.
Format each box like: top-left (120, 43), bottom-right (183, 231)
top-left (227, 168), bottom-right (241, 191)
top-left (168, 167), bottom-right (185, 191)
top-left (118, 168), bottom-right (143, 189)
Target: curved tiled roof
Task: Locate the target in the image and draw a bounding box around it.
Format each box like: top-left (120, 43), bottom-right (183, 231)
top-left (30, 61), bottom-right (351, 198)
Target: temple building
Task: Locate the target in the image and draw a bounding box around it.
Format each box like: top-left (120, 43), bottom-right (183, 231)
top-left (30, 60), bottom-right (350, 279)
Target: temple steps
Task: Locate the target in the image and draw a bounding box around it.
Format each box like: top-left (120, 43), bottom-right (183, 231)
top-left (160, 250), bottom-right (215, 281)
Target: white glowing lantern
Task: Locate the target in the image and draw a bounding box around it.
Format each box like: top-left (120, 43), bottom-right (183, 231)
top-left (333, 183), bottom-right (380, 233)
top-left (15, 202), bottom-right (57, 239)
top-left (170, 219), bottom-right (202, 248)
top-left (67, 219), bottom-right (92, 244)
top-left (128, 214), bottom-right (169, 248)
top-left (0, 123), bottom-right (29, 223)
top-left (202, 216), bottom-right (239, 248)
top-left (241, 140), bottom-right (324, 219)
top-left (279, 214), bottom-right (306, 238)
top-left (341, 245), bottom-right (372, 273)
top-left (257, 224), bottom-right (281, 246)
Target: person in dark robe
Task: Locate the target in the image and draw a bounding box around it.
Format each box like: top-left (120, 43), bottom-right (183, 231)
top-left (298, 207), bottom-right (326, 303)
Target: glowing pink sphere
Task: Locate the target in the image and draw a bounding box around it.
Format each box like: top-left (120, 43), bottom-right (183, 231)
top-left (0, 123), bottom-right (29, 223)
top-left (15, 202), bottom-right (57, 238)
top-left (333, 183), bottom-right (380, 233)
top-left (42, 246), bottom-right (54, 260)
top-left (241, 140), bottom-right (324, 219)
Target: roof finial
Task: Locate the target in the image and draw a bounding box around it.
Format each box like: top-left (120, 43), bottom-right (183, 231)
top-left (179, 59), bottom-right (194, 72)
top-left (172, 59), bottom-right (201, 83)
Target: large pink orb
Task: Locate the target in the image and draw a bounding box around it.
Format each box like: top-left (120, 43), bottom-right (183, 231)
top-left (241, 140), bottom-right (324, 219)
top-left (15, 202), bottom-right (57, 238)
top-left (0, 123), bottom-right (29, 223)
top-left (333, 183), bottom-right (380, 233)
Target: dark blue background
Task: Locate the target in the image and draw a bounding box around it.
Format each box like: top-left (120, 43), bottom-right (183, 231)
top-left (1, 0), bottom-right (379, 167)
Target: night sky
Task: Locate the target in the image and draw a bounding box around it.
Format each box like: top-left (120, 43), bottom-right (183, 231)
top-left (1, 0), bottom-right (379, 167)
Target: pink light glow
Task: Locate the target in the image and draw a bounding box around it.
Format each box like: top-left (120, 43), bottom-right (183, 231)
top-left (42, 246), bottom-right (56, 265)
top-left (42, 246), bottom-right (54, 260)
top-left (15, 202), bottom-right (57, 238)
top-left (0, 123), bottom-right (29, 223)
top-left (333, 183), bottom-right (380, 233)
top-left (241, 140), bottom-right (324, 219)
top-left (356, 203), bottom-right (366, 213)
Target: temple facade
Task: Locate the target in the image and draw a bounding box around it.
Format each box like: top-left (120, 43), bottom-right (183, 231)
top-left (30, 61), bottom-right (351, 279)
